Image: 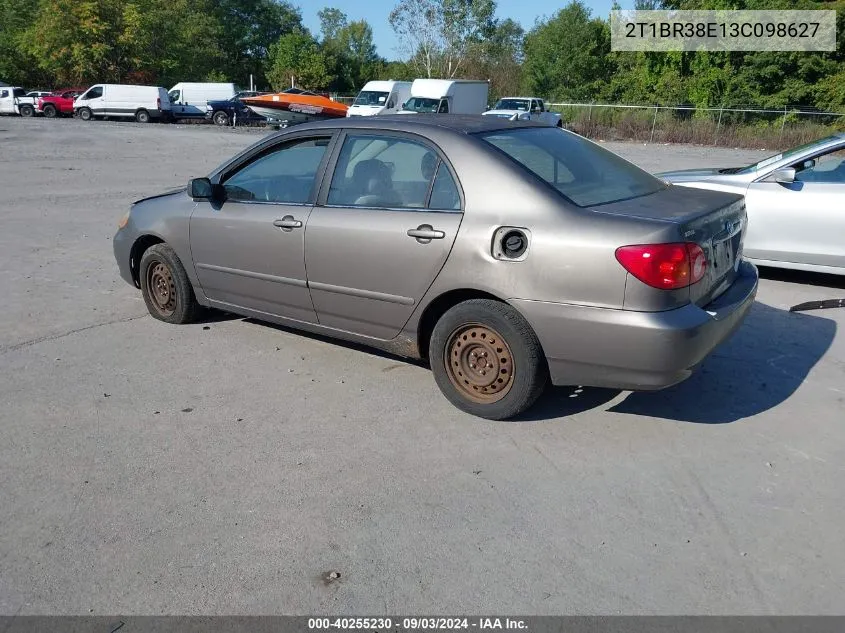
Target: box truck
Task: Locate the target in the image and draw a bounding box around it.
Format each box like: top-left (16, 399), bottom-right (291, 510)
top-left (346, 80), bottom-right (412, 117)
top-left (398, 79), bottom-right (489, 115)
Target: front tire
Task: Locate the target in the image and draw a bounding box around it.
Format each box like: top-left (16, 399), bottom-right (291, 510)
top-left (43, 104), bottom-right (58, 118)
top-left (139, 244), bottom-right (200, 324)
top-left (429, 299), bottom-right (548, 420)
top-left (78, 107), bottom-right (93, 121)
top-left (213, 110), bottom-right (229, 126)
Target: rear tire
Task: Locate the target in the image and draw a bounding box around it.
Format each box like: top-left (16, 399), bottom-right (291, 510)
top-left (139, 244), bottom-right (200, 324)
top-left (135, 109), bottom-right (151, 123)
top-left (43, 104), bottom-right (58, 118)
top-left (213, 110), bottom-right (229, 126)
top-left (429, 299), bottom-right (548, 420)
top-left (78, 107), bottom-right (93, 121)
top-left (19, 104), bottom-right (34, 117)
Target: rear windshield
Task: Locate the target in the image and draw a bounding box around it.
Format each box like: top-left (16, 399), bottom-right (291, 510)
top-left (479, 127), bottom-right (667, 207)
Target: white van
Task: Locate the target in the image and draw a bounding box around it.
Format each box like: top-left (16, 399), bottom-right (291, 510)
top-left (168, 82), bottom-right (237, 119)
top-left (399, 79), bottom-right (489, 115)
top-left (73, 84), bottom-right (173, 123)
top-left (346, 80), bottom-right (412, 117)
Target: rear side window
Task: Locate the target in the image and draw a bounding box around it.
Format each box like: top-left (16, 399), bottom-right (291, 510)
top-left (479, 127), bottom-right (666, 207)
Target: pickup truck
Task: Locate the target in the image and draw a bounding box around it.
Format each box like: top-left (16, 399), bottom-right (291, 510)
top-left (0, 87), bottom-right (38, 117)
top-left (37, 89), bottom-right (85, 118)
top-left (482, 97), bottom-right (562, 127)
top-left (205, 91), bottom-right (270, 126)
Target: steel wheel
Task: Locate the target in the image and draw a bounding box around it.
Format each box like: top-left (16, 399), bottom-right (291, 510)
top-left (444, 323), bottom-right (515, 404)
top-left (146, 260), bottom-right (177, 317)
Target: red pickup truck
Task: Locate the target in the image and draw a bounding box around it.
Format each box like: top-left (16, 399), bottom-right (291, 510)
top-left (37, 88), bottom-right (86, 118)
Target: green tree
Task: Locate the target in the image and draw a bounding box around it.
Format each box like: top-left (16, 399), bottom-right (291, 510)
top-left (267, 28), bottom-right (333, 91)
top-left (522, 1), bottom-right (611, 100)
top-left (389, 0), bottom-right (496, 77)
top-left (24, 0), bottom-right (129, 85)
top-left (0, 0), bottom-right (42, 86)
top-left (210, 0), bottom-right (302, 87)
top-left (461, 18), bottom-right (524, 99)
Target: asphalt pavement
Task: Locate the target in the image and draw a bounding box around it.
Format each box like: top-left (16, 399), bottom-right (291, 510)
top-left (1, 118), bottom-right (843, 615)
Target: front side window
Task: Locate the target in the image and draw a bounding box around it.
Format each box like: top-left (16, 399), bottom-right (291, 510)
top-left (328, 134), bottom-right (458, 210)
top-left (354, 91), bottom-right (389, 106)
top-left (403, 97), bottom-right (440, 113)
top-left (480, 127), bottom-right (666, 207)
top-left (168, 90), bottom-right (180, 103)
top-left (222, 137), bottom-right (331, 204)
top-left (83, 86), bottom-right (103, 100)
top-left (0, 91), bottom-right (8, 99)
top-left (793, 147), bottom-right (845, 184)
top-left (13, 88), bottom-right (26, 98)
top-left (438, 100), bottom-right (449, 113)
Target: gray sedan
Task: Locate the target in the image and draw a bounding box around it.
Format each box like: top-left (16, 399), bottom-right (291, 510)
top-left (658, 133), bottom-right (845, 276)
top-left (114, 115), bottom-right (757, 420)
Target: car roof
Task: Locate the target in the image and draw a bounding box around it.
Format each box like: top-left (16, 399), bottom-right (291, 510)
top-left (289, 114), bottom-right (548, 136)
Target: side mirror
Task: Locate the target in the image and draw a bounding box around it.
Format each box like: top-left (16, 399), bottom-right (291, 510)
top-left (189, 177), bottom-right (217, 200)
top-left (767, 167), bottom-right (796, 184)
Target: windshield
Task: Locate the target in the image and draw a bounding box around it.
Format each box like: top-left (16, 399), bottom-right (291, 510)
top-left (736, 135), bottom-right (842, 174)
top-left (494, 99), bottom-right (530, 111)
top-left (354, 91), bottom-right (389, 106)
top-left (403, 97), bottom-right (440, 113)
top-left (480, 127), bottom-right (667, 207)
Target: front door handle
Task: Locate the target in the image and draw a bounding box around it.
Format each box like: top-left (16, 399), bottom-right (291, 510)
top-left (407, 224), bottom-right (445, 243)
top-left (273, 215), bottom-right (302, 231)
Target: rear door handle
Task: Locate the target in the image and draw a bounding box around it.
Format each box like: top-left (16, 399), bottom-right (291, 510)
top-left (407, 224), bottom-right (445, 242)
top-left (273, 215), bottom-right (302, 231)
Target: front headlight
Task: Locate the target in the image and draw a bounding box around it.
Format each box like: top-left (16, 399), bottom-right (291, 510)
top-left (118, 211), bottom-right (130, 229)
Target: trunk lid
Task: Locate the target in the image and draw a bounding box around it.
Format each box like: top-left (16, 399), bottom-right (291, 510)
top-left (593, 184), bottom-right (747, 305)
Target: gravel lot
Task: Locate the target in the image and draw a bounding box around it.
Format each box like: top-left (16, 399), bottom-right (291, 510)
top-left (1, 118), bottom-right (843, 615)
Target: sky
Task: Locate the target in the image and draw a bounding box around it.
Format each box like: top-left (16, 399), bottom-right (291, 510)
top-left (297, 0), bottom-right (631, 60)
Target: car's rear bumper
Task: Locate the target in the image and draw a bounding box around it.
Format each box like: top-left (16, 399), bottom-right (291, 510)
top-left (511, 260), bottom-right (759, 391)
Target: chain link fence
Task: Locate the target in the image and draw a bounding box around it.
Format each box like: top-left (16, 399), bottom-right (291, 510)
top-left (547, 102), bottom-right (845, 149)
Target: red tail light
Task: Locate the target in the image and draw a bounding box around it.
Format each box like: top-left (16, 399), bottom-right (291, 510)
top-left (615, 242), bottom-right (707, 290)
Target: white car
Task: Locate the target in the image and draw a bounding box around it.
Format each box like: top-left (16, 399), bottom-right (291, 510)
top-left (483, 97), bottom-right (562, 127)
top-left (658, 133), bottom-right (845, 276)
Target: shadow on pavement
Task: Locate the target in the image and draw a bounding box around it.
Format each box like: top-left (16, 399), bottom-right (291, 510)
top-left (607, 301), bottom-right (837, 424)
top-left (237, 300), bottom-right (835, 426)
top-left (512, 386), bottom-right (621, 422)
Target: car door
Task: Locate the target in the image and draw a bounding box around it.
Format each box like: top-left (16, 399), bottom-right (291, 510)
top-left (744, 145), bottom-right (845, 268)
top-left (168, 89), bottom-right (185, 118)
top-left (0, 89), bottom-right (12, 114)
top-left (189, 133), bottom-right (336, 322)
top-left (305, 131), bottom-right (463, 339)
top-left (80, 85), bottom-right (105, 115)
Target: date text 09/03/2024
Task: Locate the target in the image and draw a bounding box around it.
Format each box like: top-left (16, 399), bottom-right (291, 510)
top-left (308, 618), bottom-right (529, 630)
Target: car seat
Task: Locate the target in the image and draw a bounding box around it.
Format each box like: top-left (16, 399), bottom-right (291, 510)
top-left (350, 159), bottom-right (403, 207)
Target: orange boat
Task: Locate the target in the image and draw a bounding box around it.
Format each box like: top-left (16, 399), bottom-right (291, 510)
top-left (241, 88), bottom-right (348, 124)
